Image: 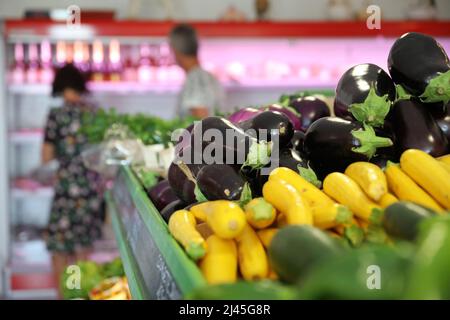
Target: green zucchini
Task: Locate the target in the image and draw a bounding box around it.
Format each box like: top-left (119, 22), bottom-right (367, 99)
top-left (382, 201), bottom-right (434, 241)
top-left (268, 225), bottom-right (342, 284)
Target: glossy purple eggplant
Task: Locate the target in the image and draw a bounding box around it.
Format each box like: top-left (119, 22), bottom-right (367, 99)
top-left (239, 111), bottom-right (294, 147)
top-left (265, 104), bottom-right (302, 131)
top-left (290, 96), bottom-right (330, 132)
top-left (168, 161), bottom-right (196, 205)
top-left (388, 32), bottom-right (450, 104)
top-left (228, 107), bottom-right (263, 125)
top-left (385, 98), bottom-right (449, 157)
top-left (196, 164), bottom-right (245, 201)
top-left (429, 102), bottom-right (450, 143)
top-left (334, 63), bottom-right (396, 127)
top-left (288, 130), bottom-right (306, 156)
top-left (304, 117), bottom-right (393, 179)
top-left (147, 180), bottom-right (179, 212)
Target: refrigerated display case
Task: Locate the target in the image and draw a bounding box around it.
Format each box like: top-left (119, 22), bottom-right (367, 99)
top-left (1, 19), bottom-right (450, 299)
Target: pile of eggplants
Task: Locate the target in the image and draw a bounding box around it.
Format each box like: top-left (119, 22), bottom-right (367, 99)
top-left (144, 32), bottom-right (449, 222)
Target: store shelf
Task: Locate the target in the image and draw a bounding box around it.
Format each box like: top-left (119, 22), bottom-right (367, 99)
top-left (5, 20), bottom-right (450, 40)
top-left (106, 166), bottom-right (206, 300)
top-left (9, 130), bottom-right (43, 144)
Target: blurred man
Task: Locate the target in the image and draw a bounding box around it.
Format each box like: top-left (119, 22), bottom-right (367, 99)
top-left (169, 24), bottom-right (225, 118)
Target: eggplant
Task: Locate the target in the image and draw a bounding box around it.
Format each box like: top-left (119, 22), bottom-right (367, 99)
top-left (290, 96), bottom-right (330, 132)
top-left (385, 98), bottom-right (449, 157)
top-left (240, 111), bottom-right (294, 147)
top-left (196, 164), bottom-right (245, 201)
top-left (228, 107), bottom-right (263, 125)
top-left (265, 104), bottom-right (302, 131)
top-left (429, 102), bottom-right (450, 143)
top-left (288, 130), bottom-right (306, 156)
top-left (168, 161), bottom-right (196, 205)
top-left (191, 116), bottom-right (252, 165)
top-left (241, 148), bottom-right (307, 197)
top-left (160, 199), bottom-right (186, 223)
top-left (304, 117), bottom-right (393, 179)
top-left (334, 63), bottom-right (396, 127)
top-left (147, 180), bottom-right (179, 212)
top-left (388, 32), bottom-right (450, 104)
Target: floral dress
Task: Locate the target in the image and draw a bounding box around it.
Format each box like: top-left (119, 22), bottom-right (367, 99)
top-left (44, 103), bottom-right (103, 253)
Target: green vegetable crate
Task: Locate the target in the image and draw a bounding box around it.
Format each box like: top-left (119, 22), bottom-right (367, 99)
top-left (106, 166), bottom-right (206, 300)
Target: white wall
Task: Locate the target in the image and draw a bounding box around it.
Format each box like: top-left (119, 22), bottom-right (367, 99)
top-left (0, 0), bottom-right (449, 20)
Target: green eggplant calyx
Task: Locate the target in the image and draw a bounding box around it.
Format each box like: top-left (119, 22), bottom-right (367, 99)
top-left (187, 243), bottom-right (206, 261)
top-left (298, 165), bottom-right (322, 189)
top-left (349, 86), bottom-right (392, 127)
top-left (420, 70), bottom-right (450, 105)
top-left (335, 206), bottom-right (353, 224)
top-left (394, 84), bottom-right (412, 102)
top-left (343, 225), bottom-right (364, 247)
top-left (250, 198), bottom-right (274, 221)
top-left (351, 124), bottom-right (393, 159)
top-left (238, 182), bottom-right (253, 208)
top-left (194, 184), bottom-right (208, 202)
top-left (242, 141), bottom-right (272, 170)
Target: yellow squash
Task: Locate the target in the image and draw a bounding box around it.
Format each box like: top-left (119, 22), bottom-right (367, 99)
top-left (244, 198), bottom-right (277, 229)
top-left (189, 202), bottom-right (208, 222)
top-left (323, 172), bottom-right (381, 221)
top-left (236, 224), bottom-right (269, 280)
top-left (268, 167), bottom-right (334, 208)
top-left (199, 235), bottom-right (237, 284)
top-left (263, 179), bottom-right (313, 225)
top-left (438, 154), bottom-right (450, 166)
top-left (168, 210), bottom-right (207, 260)
top-left (385, 161), bottom-right (443, 212)
top-left (438, 161), bottom-right (450, 175)
top-left (312, 203), bottom-right (353, 230)
top-left (191, 200), bottom-right (247, 239)
top-left (401, 149), bottom-right (450, 209)
top-left (344, 162), bottom-right (387, 201)
top-left (378, 193), bottom-right (399, 208)
top-left (256, 228), bottom-right (279, 249)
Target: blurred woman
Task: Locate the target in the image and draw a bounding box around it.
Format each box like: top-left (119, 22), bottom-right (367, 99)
top-left (42, 63), bottom-right (104, 298)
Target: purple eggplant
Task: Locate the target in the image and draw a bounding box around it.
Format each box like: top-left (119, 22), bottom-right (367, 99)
top-left (385, 98), bottom-right (449, 157)
top-left (147, 180), bottom-right (179, 212)
top-left (228, 107), bottom-right (263, 125)
top-left (196, 164), bottom-right (245, 201)
top-left (290, 96), bottom-right (330, 132)
top-left (388, 32), bottom-right (450, 104)
top-left (240, 111), bottom-right (294, 147)
top-left (168, 160), bottom-right (198, 205)
top-left (304, 117), bottom-right (393, 179)
top-left (429, 102), bottom-right (450, 143)
top-left (241, 148), bottom-right (307, 196)
top-left (265, 104), bottom-right (302, 131)
top-left (288, 130), bottom-right (306, 156)
top-left (334, 63), bottom-right (396, 127)
top-left (160, 199), bottom-right (186, 223)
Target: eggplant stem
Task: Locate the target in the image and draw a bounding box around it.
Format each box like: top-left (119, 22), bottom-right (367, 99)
top-left (241, 141), bottom-right (272, 170)
top-left (348, 85), bottom-right (392, 127)
top-left (420, 70), bottom-right (450, 105)
top-left (351, 124), bottom-right (393, 159)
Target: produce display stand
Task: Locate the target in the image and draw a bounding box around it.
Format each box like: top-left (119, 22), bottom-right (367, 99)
top-left (105, 166), bottom-right (206, 300)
